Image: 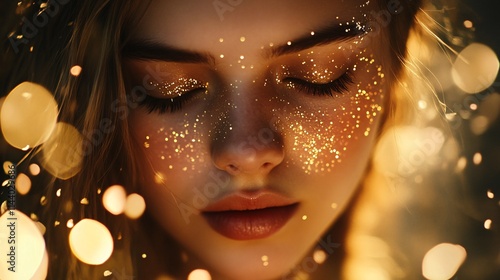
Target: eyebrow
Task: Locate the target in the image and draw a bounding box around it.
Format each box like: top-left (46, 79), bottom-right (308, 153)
top-left (122, 40), bottom-right (215, 64)
top-left (122, 22), bottom-right (367, 63)
top-left (268, 22), bottom-right (367, 57)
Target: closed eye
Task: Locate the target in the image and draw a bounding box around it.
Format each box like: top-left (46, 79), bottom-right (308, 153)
top-left (137, 87), bottom-right (207, 114)
top-left (283, 71), bottom-right (354, 96)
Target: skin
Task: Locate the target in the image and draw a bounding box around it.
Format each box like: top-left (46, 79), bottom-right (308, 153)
top-left (124, 0), bottom-right (390, 279)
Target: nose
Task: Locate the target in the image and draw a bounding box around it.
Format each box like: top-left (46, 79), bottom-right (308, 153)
top-left (212, 135), bottom-right (284, 176)
top-left (211, 105), bottom-right (284, 177)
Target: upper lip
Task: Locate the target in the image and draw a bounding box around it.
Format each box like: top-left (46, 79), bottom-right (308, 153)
top-left (202, 190), bottom-right (298, 212)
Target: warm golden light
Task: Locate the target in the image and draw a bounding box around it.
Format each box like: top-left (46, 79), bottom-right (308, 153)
top-left (69, 219), bottom-right (114, 265)
top-left (484, 219), bottom-right (492, 230)
top-left (2, 161), bottom-right (13, 174)
top-left (15, 172), bottom-right (31, 195)
top-left (422, 243), bottom-right (466, 280)
top-left (124, 193), bottom-right (146, 219)
top-left (102, 185), bottom-right (127, 215)
top-left (472, 152), bottom-right (482, 165)
top-left (374, 126), bottom-right (444, 176)
top-left (29, 163), bottom-right (41, 176)
top-left (0, 210), bottom-right (47, 280)
top-left (40, 122), bottom-right (83, 180)
top-left (69, 65), bottom-right (82, 76)
top-left (187, 269), bottom-right (212, 280)
top-left (313, 249), bottom-right (327, 264)
top-left (0, 201), bottom-right (6, 215)
top-left (452, 43), bottom-right (499, 94)
top-left (487, 190), bottom-right (494, 199)
top-left (463, 20), bottom-right (473, 29)
top-left (0, 82), bottom-right (58, 150)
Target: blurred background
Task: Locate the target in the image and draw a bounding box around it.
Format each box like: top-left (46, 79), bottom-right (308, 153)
top-left (428, 0), bottom-right (500, 278)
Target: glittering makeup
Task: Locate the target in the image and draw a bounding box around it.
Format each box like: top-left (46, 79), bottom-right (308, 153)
top-left (124, 0), bottom-right (389, 279)
top-left (148, 78), bottom-right (208, 97)
top-left (270, 47), bottom-right (385, 174)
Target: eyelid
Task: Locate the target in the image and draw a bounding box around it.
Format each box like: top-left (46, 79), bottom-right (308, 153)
top-left (138, 87), bottom-right (207, 114)
top-left (123, 60), bottom-right (213, 114)
top-left (282, 71), bottom-right (355, 96)
top-left (277, 58), bottom-right (351, 86)
top-left (147, 77), bottom-right (209, 98)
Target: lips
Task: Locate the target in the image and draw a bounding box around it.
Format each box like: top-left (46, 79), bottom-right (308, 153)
top-left (201, 191), bottom-right (299, 240)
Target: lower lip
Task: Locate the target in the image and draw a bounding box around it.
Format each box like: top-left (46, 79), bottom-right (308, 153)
top-left (202, 204), bottom-right (298, 240)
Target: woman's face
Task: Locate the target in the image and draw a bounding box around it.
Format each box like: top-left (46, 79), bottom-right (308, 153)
top-left (124, 0), bottom-right (388, 278)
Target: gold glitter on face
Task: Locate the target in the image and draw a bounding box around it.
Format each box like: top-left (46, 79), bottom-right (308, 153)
top-left (125, 0), bottom-right (389, 279)
top-left (268, 47), bottom-right (385, 174)
top-left (148, 78), bottom-right (209, 97)
top-left (141, 118), bottom-right (208, 174)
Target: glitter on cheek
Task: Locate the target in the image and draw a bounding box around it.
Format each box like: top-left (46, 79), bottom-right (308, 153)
top-left (134, 111), bottom-right (211, 180)
top-left (275, 50), bottom-right (385, 175)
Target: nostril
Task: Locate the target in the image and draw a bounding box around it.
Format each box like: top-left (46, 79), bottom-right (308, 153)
top-left (227, 164), bottom-right (239, 172)
top-left (262, 162), bottom-right (272, 170)
top-left (212, 136), bottom-right (285, 176)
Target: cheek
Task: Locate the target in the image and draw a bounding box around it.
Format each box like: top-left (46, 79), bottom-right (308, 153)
top-left (276, 61), bottom-right (385, 175)
top-left (128, 111), bottom-right (213, 198)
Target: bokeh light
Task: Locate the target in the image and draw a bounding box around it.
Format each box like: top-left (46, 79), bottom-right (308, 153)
top-left (66, 219), bottom-right (74, 228)
top-left (69, 65), bottom-right (82, 77)
top-left (451, 43), bottom-right (499, 94)
top-left (313, 249), bottom-right (327, 264)
top-left (187, 269), bottom-right (212, 280)
top-left (471, 93), bottom-right (500, 135)
top-left (0, 210), bottom-right (47, 280)
top-left (487, 190), bottom-right (494, 199)
top-left (484, 219), bottom-right (492, 230)
top-left (2, 161), bottom-right (13, 174)
top-left (69, 219), bottom-right (113, 265)
top-left (374, 126), bottom-right (444, 176)
top-left (40, 122), bottom-right (83, 180)
top-left (422, 243), bottom-right (466, 280)
top-left (35, 221), bottom-right (46, 235)
top-left (15, 172), bottom-right (31, 195)
top-left (0, 201), bottom-right (6, 215)
top-left (124, 193), bottom-right (146, 219)
top-left (102, 185), bottom-right (127, 215)
top-left (470, 115), bottom-right (489, 135)
top-left (0, 82), bottom-right (58, 150)
top-left (29, 163), bottom-right (41, 176)
top-left (31, 251), bottom-right (48, 280)
top-left (463, 20), bottom-right (473, 29)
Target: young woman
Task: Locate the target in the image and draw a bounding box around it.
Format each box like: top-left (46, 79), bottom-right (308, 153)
top-left (1, 0), bottom-right (494, 279)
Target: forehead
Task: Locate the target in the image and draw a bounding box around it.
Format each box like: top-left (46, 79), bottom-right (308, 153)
top-left (132, 0), bottom-right (373, 53)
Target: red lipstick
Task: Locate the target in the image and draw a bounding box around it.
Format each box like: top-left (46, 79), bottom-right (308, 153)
top-left (202, 191), bottom-right (299, 240)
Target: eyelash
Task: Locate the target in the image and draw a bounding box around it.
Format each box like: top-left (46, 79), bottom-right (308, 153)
top-left (283, 71), bottom-right (354, 96)
top-left (138, 71), bottom-right (354, 114)
top-left (138, 88), bottom-right (206, 114)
